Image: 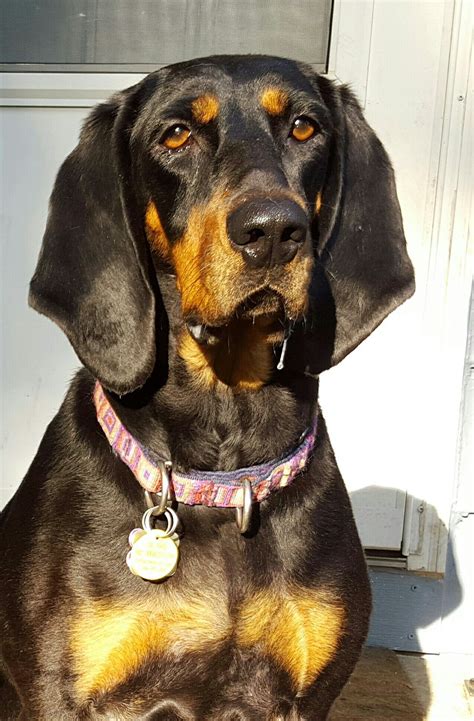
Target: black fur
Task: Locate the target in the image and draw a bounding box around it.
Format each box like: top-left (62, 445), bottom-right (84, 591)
top-left (1, 55), bottom-right (414, 720)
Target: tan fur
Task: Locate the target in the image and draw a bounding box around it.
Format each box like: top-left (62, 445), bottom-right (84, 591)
top-left (171, 192), bottom-right (245, 324)
top-left (71, 592), bottom-right (232, 699)
top-left (261, 87), bottom-right (289, 117)
top-left (71, 585), bottom-right (343, 699)
top-left (315, 192), bottom-right (322, 214)
top-left (145, 202), bottom-right (171, 260)
top-left (178, 332), bottom-right (219, 388)
top-left (178, 319), bottom-right (274, 391)
top-left (237, 585), bottom-right (345, 692)
top-left (191, 94), bottom-right (220, 124)
top-left (280, 253), bottom-right (313, 320)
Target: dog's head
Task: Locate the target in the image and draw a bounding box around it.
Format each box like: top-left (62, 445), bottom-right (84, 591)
top-left (30, 56), bottom-right (414, 394)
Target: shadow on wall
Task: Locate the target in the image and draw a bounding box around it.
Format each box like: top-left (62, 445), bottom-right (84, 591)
top-left (329, 486), bottom-right (463, 721)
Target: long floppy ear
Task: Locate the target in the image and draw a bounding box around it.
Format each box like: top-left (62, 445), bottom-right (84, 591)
top-left (29, 88), bottom-right (158, 395)
top-left (287, 82), bottom-right (415, 375)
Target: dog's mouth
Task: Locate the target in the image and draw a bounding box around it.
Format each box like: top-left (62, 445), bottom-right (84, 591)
top-left (180, 279), bottom-right (311, 388)
top-left (186, 288), bottom-right (288, 346)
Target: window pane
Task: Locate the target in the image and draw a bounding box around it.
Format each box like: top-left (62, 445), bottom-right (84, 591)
top-left (1, 0), bottom-right (333, 71)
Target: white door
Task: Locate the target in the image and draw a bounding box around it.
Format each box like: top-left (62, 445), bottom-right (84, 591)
top-left (1, 0), bottom-right (471, 574)
top-left (323, 0), bottom-right (472, 572)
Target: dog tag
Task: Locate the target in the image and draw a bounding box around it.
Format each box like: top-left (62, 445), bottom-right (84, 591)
top-left (126, 506), bottom-right (180, 582)
top-left (126, 528), bottom-right (179, 581)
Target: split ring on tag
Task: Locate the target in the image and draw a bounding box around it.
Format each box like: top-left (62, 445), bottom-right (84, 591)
top-left (142, 506), bottom-right (179, 536)
top-left (126, 505), bottom-right (180, 582)
top-left (235, 479), bottom-right (252, 534)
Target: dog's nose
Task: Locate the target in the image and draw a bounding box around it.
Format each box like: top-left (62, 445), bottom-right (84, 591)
top-left (227, 199), bottom-right (308, 268)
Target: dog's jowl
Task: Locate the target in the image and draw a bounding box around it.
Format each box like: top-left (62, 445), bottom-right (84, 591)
top-left (0, 55), bottom-right (414, 720)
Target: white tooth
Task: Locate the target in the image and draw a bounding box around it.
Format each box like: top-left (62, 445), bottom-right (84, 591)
top-left (189, 324), bottom-right (203, 340)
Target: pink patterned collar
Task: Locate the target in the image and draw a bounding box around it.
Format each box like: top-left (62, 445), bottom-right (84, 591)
top-left (93, 382), bottom-right (317, 510)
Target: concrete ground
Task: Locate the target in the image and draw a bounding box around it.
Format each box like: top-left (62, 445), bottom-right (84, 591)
top-left (329, 647), bottom-right (473, 721)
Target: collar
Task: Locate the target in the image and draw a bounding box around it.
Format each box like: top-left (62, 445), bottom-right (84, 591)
top-left (93, 381), bottom-right (317, 510)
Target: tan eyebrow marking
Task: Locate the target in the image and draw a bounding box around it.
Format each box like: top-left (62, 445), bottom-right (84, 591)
top-left (260, 87), bottom-right (289, 116)
top-left (191, 94), bottom-right (220, 124)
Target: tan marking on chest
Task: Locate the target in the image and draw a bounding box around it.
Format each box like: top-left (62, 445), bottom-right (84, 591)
top-left (237, 586), bottom-right (345, 692)
top-left (71, 592), bottom-right (231, 700)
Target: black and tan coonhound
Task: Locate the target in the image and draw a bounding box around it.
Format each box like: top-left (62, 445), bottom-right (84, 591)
top-left (0, 55), bottom-right (415, 720)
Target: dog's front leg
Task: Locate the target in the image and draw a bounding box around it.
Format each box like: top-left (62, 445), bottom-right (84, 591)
top-left (291, 640), bottom-right (366, 721)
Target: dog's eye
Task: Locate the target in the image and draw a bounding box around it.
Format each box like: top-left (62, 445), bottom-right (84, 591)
top-left (290, 117), bottom-right (316, 142)
top-left (161, 125), bottom-right (192, 150)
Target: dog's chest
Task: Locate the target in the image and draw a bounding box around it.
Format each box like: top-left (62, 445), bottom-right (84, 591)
top-left (69, 529), bottom-right (345, 714)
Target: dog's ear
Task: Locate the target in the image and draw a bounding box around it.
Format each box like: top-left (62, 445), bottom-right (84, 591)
top-left (288, 82), bottom-right (415, 375)
top-left (29, 87), bottom-right (159, 395)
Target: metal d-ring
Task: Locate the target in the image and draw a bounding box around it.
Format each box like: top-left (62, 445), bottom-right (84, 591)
top-left (144, 460), bottom-right (172, 513)
top-left (235, 479), bottom-right (253, 534)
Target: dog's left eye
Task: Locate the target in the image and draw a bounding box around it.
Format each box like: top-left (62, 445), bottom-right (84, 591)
top-left (161, 125), bottom-right (192, 150)
top-left (290, 117), bottom-right (317, 142)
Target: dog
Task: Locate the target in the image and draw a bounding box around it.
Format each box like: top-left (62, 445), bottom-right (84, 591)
top-left (0, 55), bottom-right (415, 720)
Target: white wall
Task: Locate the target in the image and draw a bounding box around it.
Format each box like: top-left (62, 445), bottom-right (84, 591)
top-left (323, 0), bottom-right (472, 571)
top-left (1, 108), bottom-right (83, 502)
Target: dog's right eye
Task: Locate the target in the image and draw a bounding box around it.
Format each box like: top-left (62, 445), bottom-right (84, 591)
top-left (161, 125), bottom-right (192, 150)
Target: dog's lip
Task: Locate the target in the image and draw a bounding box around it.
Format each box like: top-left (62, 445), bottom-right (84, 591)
top-left (186, 316), bottom-right (286, 347)
top-left (185, 289), bottom-right (287, 345)
top-left (185, 287), bottom-right (278, 322)
top-left (240, 288), bottom-right (283, 313)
